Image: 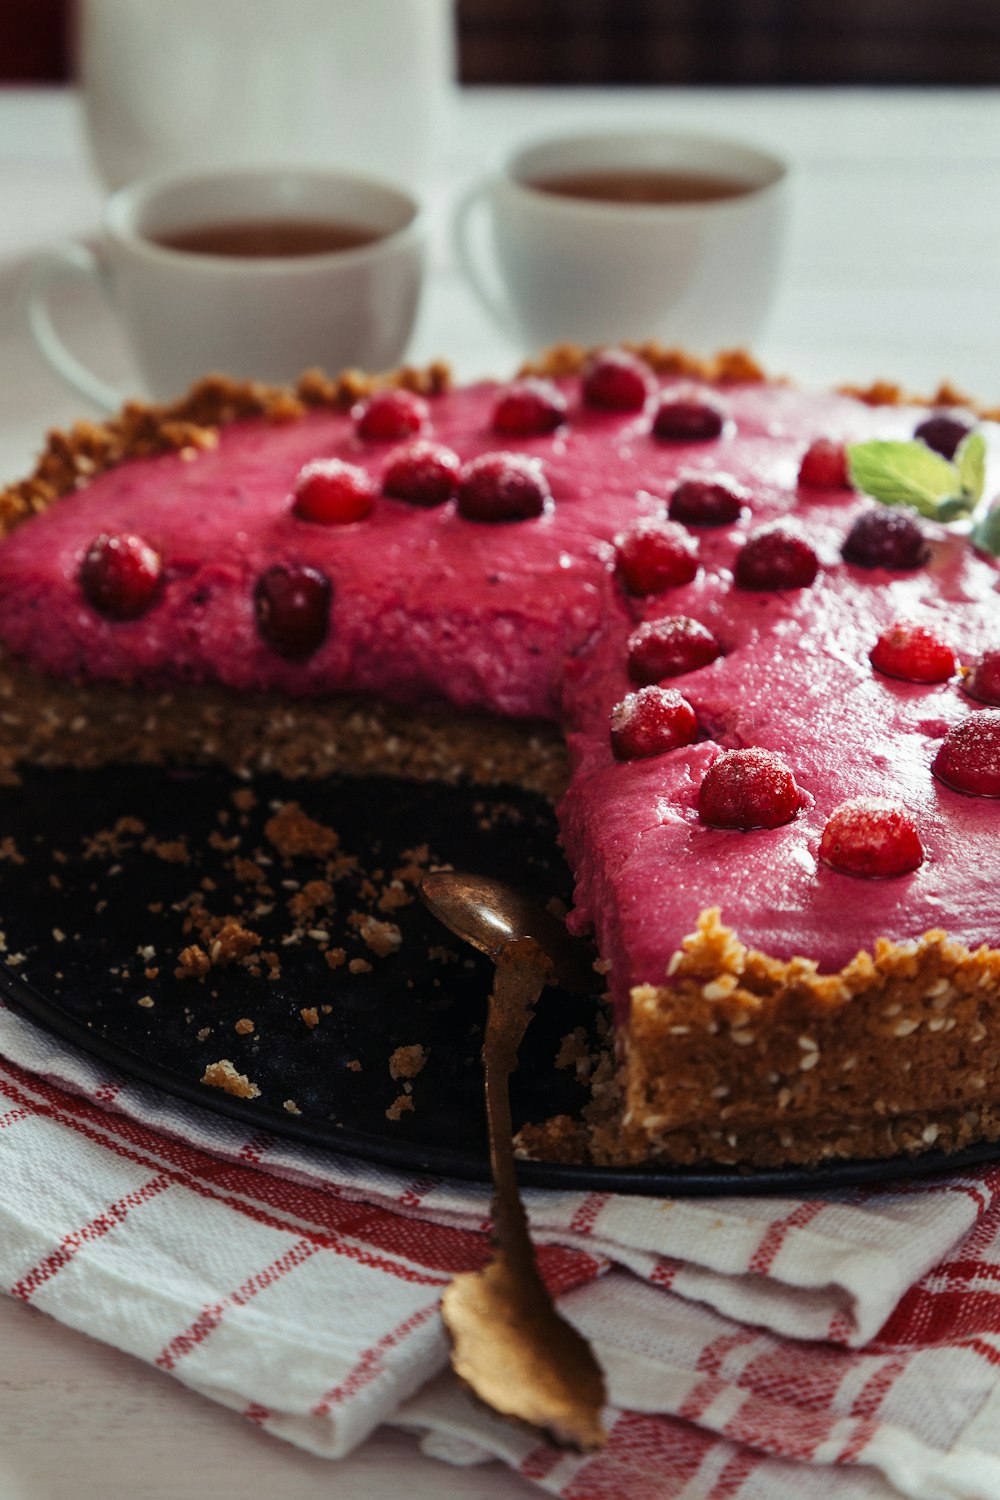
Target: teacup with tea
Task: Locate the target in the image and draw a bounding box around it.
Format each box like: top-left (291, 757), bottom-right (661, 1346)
top-left (453, 129), bottom-right (789, 353)
top-left (24, 166), bottom-right (426, 408)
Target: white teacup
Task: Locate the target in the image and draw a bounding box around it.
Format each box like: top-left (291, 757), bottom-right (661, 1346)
top-left (454, 129), bottom-right (789, 353)
top-left (24, 166), bottom-right (426, 409)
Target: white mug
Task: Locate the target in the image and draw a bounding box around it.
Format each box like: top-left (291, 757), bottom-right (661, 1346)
top-left (24, 166), bottom-right (426, 409)
top-left (454, 129), bottom-right (789, 353)
top-left (76, 0), bottom-right (456, 191)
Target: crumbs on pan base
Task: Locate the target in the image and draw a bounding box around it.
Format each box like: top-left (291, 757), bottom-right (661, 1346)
top-left (201, 1058), bottom-right (261, 1100)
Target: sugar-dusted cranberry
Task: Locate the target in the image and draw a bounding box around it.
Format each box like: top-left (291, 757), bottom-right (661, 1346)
top-left (798, 439), bottom-right (849, 489)
top-left (627, 616), bottom-right (721, 683)
top-left (869, 620), bottom-right (957, 683)
top-left (253, 563), bottom-right (331, 660)
top-left (914, 412), bottom-right (971, 460)
top-left (491, 378), bottom-right (566, 436)
top-left (79, 533), bottom-right (162, 620)
top-left (698, 747), bottom-right (802, 830)
top-left (652, 394), bottom-right (725, 443)
top-left (382, 440), bottom-right (460, 507)
top-left (292, 459), bottom-right (375, 524)
top-left (668, 476), bottom-right (746, 527)
top-left (614, 517), bottom-right (698, 595)
top-left (932, 711), bottom-right (1000, 796)
top-left (610, 686), bottom-right (698, 761)
top-left (734, 524), bottom-right (819, 590)
top-left (842, 507), bottom-right (929, 570)
top-left (355, 389), bottom-right (428, 442)
top-left (819, 797), bottom-right (924, 877)
top-left (582, 350), bottom-right (652, 412)
top-left (964, 649), bottom-right (1000, 706)
top-left (456, 452), bottom-right (550, 522)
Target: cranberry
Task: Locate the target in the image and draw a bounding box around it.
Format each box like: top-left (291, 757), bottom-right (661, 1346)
top-left (79, 533), bottom-right (162, 620)
top-left (456, 452), bottom-right (550, 522)
top-left (964, 649), bottom-right (1000, 706)
top-left (652, 395), bottom-right (725, 442)
top-left (614, 517), bottom-right (698, 595)
top-left (734, 524), bottom-right (819, 590)
top-left (932, 711), bottom-right (1000, 796)
top-left (668, 476), bottom-right (745, 527)
top-left (869, 621), bottom-right (957, 683)
top-left (842, 507), bottom-right (929, 570)
top-left (627, 616), bottom-right (722, 683)
top-left (292, 459), bottom-right (375, 524)
top-left (610, 686), bottom-right (698, 761)
top-left (819, 797), bottom-right (924, 877)
top-left (914, 413), bottom-right (971, 460)
top-left (253, 563), bottom-right (331, 659)
top-left (698, 747), bottom-right (802, 830)
top-left (355, 389), bottom-right (428, 442)
top-left (491, 378), bottom-right (566, 436)
top-left (382, 440), bottom-right (460, 507)
top-left (798, 439), bottom-right (849, 489)
top-left (582, 350), bottom-right (651, 412)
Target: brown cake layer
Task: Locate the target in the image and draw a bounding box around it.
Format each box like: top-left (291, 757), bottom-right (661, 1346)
top-left (0, 657), bottom-right (568, 798)
top-left (617, 911), bottom-right (1000, 1166)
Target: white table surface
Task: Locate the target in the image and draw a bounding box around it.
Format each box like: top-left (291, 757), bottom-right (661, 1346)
top-left (2, 82), bottom-right (1000, 1499)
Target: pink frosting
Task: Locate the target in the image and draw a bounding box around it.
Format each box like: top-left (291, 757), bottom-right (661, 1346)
top-left (1, 375), bottom-right (998, 1009)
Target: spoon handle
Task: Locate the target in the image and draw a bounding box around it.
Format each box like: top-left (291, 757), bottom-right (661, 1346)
top-left (442, 934), bottom-right (607, 1450)
top-left (483, 937), bottom-right (548, 1254)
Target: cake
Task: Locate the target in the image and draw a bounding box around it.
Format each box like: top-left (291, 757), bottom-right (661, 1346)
top-left (1, 344), bottom-right (998, 1169)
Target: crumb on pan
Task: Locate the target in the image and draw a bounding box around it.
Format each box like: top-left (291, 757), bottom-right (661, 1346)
top-left (201, 1058), bottom-right (261, 1099)
top-left (389, 1043), bottom-right (428, 1081)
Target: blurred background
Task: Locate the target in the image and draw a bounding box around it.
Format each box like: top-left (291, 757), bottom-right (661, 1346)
top-left (5, 0), bottom-right (1000, 87)
top-left (4, 0), bottom-right (1000, 427)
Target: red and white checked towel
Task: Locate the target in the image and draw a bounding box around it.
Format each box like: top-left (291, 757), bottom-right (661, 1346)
top-left (2, 994), bottom-right (1000, 1500)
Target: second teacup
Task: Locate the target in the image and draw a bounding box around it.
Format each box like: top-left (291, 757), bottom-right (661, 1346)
top-left (453, 128), bottom-right (788, 354)
top-left (24, 165), bottom-right (426, 409)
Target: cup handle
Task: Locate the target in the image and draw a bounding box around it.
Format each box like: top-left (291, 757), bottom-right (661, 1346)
top-left (22, 242), bottom-right (125, 412)
top-left (452, 179), bottom-right (516, 337)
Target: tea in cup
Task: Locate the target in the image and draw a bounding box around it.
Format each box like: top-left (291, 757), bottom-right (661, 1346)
top-left (453, 128), bottom-right (789, 353)
top-left (24, 166), bottom-right (426, 408)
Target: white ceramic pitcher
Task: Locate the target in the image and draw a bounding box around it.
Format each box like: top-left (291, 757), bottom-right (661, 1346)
top-left (76, 0), bottom-right (456, 190)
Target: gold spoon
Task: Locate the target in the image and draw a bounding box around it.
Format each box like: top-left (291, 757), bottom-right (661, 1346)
top-left (419, 870), bottom-right (607, 1452)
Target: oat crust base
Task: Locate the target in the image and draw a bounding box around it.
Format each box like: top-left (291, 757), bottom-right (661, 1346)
top-left (0, 657), bottom-right (568, 799)
top-left (618, 911), bottom-right (1000, 1167)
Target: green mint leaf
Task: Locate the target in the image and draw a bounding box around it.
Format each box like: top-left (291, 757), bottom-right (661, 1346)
top-left (955, 430), bottom-right (986, 504)
top-left (846, 441), bottom-right (960, 518)
top-left (935, 494), bottom-right (974, 523)
top-left (972, 502), bottom-right (1000, 556)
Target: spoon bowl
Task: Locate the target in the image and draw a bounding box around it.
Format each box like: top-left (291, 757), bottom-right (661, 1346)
top-left (420, 871), bottom-right (607, 1452)
top-left (420, 869), bottom-right (601, 995)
